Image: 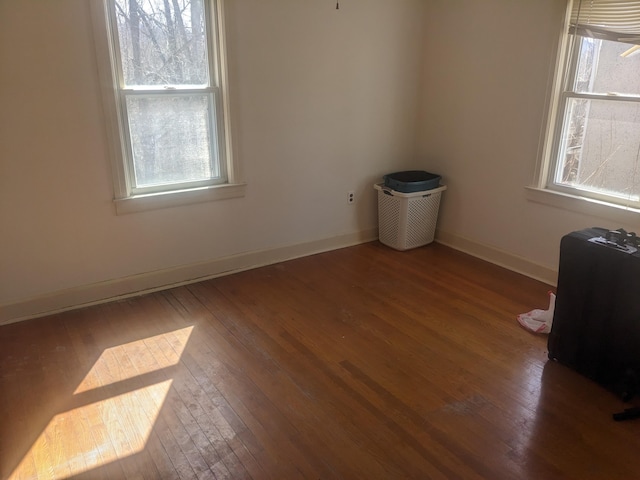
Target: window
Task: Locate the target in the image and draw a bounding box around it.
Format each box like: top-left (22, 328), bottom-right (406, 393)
top-left (92, 0), bottom-right (244, 213)
top-left (541, 0), bottom-right (640, 210)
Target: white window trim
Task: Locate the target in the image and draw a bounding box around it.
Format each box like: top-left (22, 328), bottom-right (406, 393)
top-left (525, 186), bottom-right (640, 225)
top-left (90, 0), bottom-right (245, 215)
top-left (530, 0), bottom-right (640, 219)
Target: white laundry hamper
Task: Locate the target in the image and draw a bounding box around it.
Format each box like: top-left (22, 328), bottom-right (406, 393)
top-left (374, 183), bottom-right (446, 251)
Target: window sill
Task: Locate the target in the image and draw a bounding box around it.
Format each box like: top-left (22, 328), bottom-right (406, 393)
top-left (114, 182), bottom-right (247, 215)
top-left (525, 186), bottom-right (640, 225)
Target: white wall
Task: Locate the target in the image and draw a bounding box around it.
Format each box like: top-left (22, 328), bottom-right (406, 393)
top-left (5, 0), bottom-right (637, 323)
top-left (417, 0), bottom-right (640, 282)
top-left (0, 0), bottom-right (426, 322)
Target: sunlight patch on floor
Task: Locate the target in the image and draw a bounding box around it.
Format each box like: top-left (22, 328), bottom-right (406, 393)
top-left (10, 380), bottom-right (173, 480)
top-left (9, 326), bottom-right (193, 480)
top-left (74, 326), bottom-right (193, 394)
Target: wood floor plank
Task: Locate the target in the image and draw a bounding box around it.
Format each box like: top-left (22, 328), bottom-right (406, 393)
top-left (153, 290), bottom-right (272, 480)
top-left (199, 270), bottom-right (496, 478)
top-left (170, 284), bottom-right (340, 479)
top-left (272, 250), bottom-right (546, 412)
top-left (2, 242), bottom-right (640, 479)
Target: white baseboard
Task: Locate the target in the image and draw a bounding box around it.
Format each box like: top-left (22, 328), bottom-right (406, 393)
top-left (435, 229), bottom-right (558, 287)
top-left (0, 228), bottom-right (379, 325)
top-left (1, 227), bottom-right (557, 326)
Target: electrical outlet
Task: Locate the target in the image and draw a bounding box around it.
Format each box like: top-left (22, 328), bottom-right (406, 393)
top-left (348, 191), bottom-right (355, 204)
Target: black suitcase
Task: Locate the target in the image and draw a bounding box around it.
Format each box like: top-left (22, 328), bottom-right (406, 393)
top-left (548, 227), bottom-right (640, 400)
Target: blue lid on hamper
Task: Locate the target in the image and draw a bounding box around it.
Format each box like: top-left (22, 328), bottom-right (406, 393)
top-left (383, 170), bottom-right (441, 193)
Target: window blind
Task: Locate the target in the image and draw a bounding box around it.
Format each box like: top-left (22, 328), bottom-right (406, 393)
top-left (570, 0), bottom-right (640, 42)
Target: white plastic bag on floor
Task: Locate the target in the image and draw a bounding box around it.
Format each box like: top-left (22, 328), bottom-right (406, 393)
top-left (517, 291), bottom-right (556, 334)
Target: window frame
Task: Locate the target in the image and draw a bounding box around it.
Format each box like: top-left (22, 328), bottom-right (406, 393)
top-left (526, 0), bottom-right (640, 216)
top-left (545, 34), bottom-right (640, 208)
top-left (91, 0), bottom-right (245, 214)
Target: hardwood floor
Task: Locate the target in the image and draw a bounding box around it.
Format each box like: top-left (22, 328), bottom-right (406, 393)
top-left (2, 242), bottom-right (639, 479)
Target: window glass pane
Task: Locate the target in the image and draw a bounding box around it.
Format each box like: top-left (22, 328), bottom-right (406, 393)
top-left (115, 0), bottom-right (208, 86)
top-left (126, 94), bottom-right (219, 188)
top-left (575, 37), bottom-right (640, 96)
top-left (555, 97), bottom-right (640, 200)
